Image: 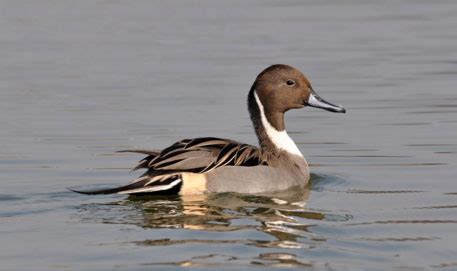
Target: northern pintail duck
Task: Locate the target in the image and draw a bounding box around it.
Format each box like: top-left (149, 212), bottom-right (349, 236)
top-left (74, 64), bottom-right (345, 196)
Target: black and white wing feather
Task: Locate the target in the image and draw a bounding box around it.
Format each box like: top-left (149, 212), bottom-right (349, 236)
top-left (72, 137), bottom-right (266, 195)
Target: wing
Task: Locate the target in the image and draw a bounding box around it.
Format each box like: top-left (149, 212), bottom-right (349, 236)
top-left (122, 137), bottom-right (266, 174)
top-left (72, 137), bottom-right (267, 195)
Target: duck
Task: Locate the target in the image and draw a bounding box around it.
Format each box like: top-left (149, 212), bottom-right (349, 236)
top-left (73, 64), bottom-right (345, 196)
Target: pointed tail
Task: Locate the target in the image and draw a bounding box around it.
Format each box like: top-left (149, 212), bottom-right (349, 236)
top-left (69, 175), bottom-right (183, 195)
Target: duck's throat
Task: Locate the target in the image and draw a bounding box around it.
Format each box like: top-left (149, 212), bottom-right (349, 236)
top-left (249, 90), bottom-right (303, 157)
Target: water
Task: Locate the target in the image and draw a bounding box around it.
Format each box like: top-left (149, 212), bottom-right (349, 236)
top-left (1, 0), bottom-right (457, 270)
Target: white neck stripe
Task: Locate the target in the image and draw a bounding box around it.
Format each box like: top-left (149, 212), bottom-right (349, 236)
top-left (253, 91), bottom-right (303, 157)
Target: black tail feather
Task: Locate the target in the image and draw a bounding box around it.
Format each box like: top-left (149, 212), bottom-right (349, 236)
top-left (69, 174), bottom-right (184, 196)
top-left (69, 178), bottom-right (150, 195)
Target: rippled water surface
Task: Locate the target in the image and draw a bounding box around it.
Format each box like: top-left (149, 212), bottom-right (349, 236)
top-left (1, 1), bottom-right (457, 270)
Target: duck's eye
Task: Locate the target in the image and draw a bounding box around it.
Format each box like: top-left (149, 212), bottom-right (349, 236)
top-left (286, 79), bottom-right (295, 86)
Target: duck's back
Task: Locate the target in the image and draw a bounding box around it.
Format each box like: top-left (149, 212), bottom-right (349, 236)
top-left (72, 137), bottom-right (270, 195)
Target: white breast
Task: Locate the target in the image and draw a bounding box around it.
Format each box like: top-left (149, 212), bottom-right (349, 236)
top-left (254, 92), bottom-right (303, 157)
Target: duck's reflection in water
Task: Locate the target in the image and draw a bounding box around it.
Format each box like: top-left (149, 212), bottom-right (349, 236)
top-left (126, 186), bottom-right (318, 232)
top-left (76, 184), bottom-right (340, 267)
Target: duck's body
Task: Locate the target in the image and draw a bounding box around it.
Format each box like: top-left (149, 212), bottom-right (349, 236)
top-left (74, 64), bottom-right (345, 196)
top-left (205, 150), bottom-right (308, 194)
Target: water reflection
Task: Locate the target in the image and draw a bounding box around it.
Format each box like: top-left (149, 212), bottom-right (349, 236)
top-left (76, 182), bottom-right (349, 247)
top-left (139, 251), bottom-right (313, 269)
top-left (78, 185), bottom-right (319, 230)
top-left (74, 176), bottom-right (358, 267)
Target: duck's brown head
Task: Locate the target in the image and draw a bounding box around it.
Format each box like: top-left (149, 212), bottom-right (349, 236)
top-left (252, 64), bottom-right (346, 114)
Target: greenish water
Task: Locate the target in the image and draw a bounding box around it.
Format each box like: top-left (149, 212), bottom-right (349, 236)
top-left (1, 0), bottom-right (457, 270)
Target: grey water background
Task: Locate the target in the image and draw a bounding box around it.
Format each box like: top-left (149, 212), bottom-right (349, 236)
top-left (1, 0), bottom-right (457, 270)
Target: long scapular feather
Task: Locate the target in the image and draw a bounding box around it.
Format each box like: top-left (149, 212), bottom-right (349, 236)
top-left (117, 149), bottom-right (160, 156)
top-left (152, 150), bottom-right (211, 168)
top-left (184, 137), bottom-right (233, 149)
